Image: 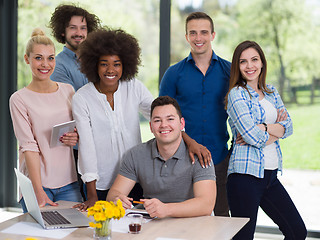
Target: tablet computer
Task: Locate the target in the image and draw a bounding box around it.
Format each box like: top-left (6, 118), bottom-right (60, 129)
top-left (50, 120), bottom-right (76, 148)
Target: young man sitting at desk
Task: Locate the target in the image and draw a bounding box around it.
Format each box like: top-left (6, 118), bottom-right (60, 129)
top-left (107, 96), bottom-right (216, 218)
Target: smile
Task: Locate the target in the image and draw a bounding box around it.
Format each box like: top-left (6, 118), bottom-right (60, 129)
top-left (72, 36), bottom-right (84, 40)
top-left (246, 70), bottom-right (256, 74)
top-left (160, 130), bottom-right (171, 134)
top-left (195, 43), bottom-right (204, 47)
top-left (39, 69), bottom-right (50, 74)
top-left (105, 75), bottom-right (116, 79)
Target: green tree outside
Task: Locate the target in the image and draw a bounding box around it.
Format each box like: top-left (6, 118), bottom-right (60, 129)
top-left (18, 0), bottom-right (320, 170)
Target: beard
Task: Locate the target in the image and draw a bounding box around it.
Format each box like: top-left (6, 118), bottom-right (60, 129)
top-left (65, 35), bottom-right (85, 51)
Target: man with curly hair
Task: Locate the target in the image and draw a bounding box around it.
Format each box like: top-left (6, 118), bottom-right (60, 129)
top-left (48, 4), bottom-right (101, 202)
top-left (49, 4), bottom-right (101, 91)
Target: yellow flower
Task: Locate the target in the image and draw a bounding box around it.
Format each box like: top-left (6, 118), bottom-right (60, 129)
top-left (119, 207), bottom-right (125, 218)
top-left (105, 201), bottom-right (113, 209)
top-left (87, 208), bottom-right (95, 217)
top-left (113, 208), bottom-right (121, 219)
top-left (87, 206), bottom-right (94, 211)
top-left (25, 238), bottom-right (40, 240)
top-left (88, 200), bottom-right (125, 225)
top-left (93, 204), bottom-right (103, 212)
top-left (95, 222), bottom-right (102, 228)
top-left (88, 200), bottom-right (125, 237)
top-left (116, 199), bottom-right (123, 208)
top-left (94, 212), bottom-right (105, 222)
top-left (100, 213), bottom-right (107, 222)
top-left (104, 207), bottom-right (114, 219)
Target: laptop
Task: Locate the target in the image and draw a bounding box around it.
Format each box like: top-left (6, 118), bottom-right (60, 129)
top-left (14, 168), bottom-right (89, 229)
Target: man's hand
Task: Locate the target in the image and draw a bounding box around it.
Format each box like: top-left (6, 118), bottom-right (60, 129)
top-left (115, 195), bottom-right (133, 209)
top-left (142, 198), bottom-right (169, 218)
top-left (187, 139), bottom-right (212, 168)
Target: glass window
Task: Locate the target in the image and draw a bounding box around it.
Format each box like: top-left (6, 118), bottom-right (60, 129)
top-left (18, 0), bottom-right (160, 141)
top-left (172, 0), bottom-right (320, 233)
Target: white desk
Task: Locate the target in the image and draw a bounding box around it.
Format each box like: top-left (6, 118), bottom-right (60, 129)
top-left (0, 201), bottom-right (249, 240)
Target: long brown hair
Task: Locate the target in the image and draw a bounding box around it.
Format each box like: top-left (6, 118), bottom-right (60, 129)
top-left (225, 40), bottom-right (272, 109)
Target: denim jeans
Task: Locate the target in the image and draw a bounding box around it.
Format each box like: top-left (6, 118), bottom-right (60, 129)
top-left (20, 181), bottom-right (82, 213)
top-left (227, 170), bottom-right (307, 240)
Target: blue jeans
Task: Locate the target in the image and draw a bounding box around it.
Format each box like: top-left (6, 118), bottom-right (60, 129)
top-left (227, 170), bottom-right (307, 240)
top-left (20, 181), bottom-right (82, 213)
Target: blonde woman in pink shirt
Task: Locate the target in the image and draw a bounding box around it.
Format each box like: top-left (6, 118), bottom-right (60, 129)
top-left (9, 28), bottom-right (82, 212)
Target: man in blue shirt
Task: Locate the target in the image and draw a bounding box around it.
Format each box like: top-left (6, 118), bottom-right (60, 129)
top-left (49, 4), bottom-right (101, 90)
top-left (48, 4), bottom-right (101, 200)
top-left (159, 12), bottom-right (231, 216)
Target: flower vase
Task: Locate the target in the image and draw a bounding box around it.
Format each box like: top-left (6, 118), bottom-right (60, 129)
top-left (93, 219), bottom-right (112, 240)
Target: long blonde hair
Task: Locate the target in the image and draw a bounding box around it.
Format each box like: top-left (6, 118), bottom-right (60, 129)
top-left (25, 28), bottom-right (55, 57)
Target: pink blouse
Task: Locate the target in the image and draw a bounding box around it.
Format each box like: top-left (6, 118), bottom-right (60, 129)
top-left (9, 82), bottom-right (77, 188)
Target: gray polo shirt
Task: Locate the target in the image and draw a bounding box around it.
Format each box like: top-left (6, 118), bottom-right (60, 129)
top-left (119, 138), bottom-right (216, 203)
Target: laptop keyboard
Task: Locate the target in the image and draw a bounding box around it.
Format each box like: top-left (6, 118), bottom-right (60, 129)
top-left (41, 211), bottom-right (71, 225)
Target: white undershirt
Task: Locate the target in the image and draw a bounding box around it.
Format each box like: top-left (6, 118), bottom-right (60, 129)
top-left (260, 97), bottom-right (279, 170)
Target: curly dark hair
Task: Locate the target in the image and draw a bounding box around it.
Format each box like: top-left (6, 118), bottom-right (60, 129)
top-left (49, 4), bottom-right (101, 44)
top-left (79, 28), bottom-right (141, 83)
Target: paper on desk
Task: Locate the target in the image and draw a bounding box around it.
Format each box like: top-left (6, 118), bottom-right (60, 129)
top-left (111, 216), bottom-right (152, 233)
top-left (1, 222), bottom-right (76, 239)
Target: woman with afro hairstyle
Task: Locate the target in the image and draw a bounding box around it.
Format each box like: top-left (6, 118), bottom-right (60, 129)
top-left (72, 28), bottom-right (154, 210)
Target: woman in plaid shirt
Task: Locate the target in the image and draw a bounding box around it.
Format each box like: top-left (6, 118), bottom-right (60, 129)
top-left (225, 41), bottom-right (306, 240)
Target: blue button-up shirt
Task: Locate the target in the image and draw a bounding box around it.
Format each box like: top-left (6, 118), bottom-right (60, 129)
top-left (51, 46), bottom-right (88, 91)
top-left (159, 51), bottom-right (231, 165)
top-left (227, 84), bottom-right (293, 178)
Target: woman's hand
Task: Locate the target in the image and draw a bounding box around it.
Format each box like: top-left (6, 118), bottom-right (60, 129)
top-left (35, 188), bottom-right (58, 208)
top-left (73, 196), bottom-right (98, 212)
top-left (60, 127), bottom-right (78, 146)
top-left (235, 133), bottom-right (247, 145)
top-left (276, 109), bottom-right (288, 122)
top-left (73, 180), bottom-right (97, 211)
top-left (187, 139), bottom-right (212, 168)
